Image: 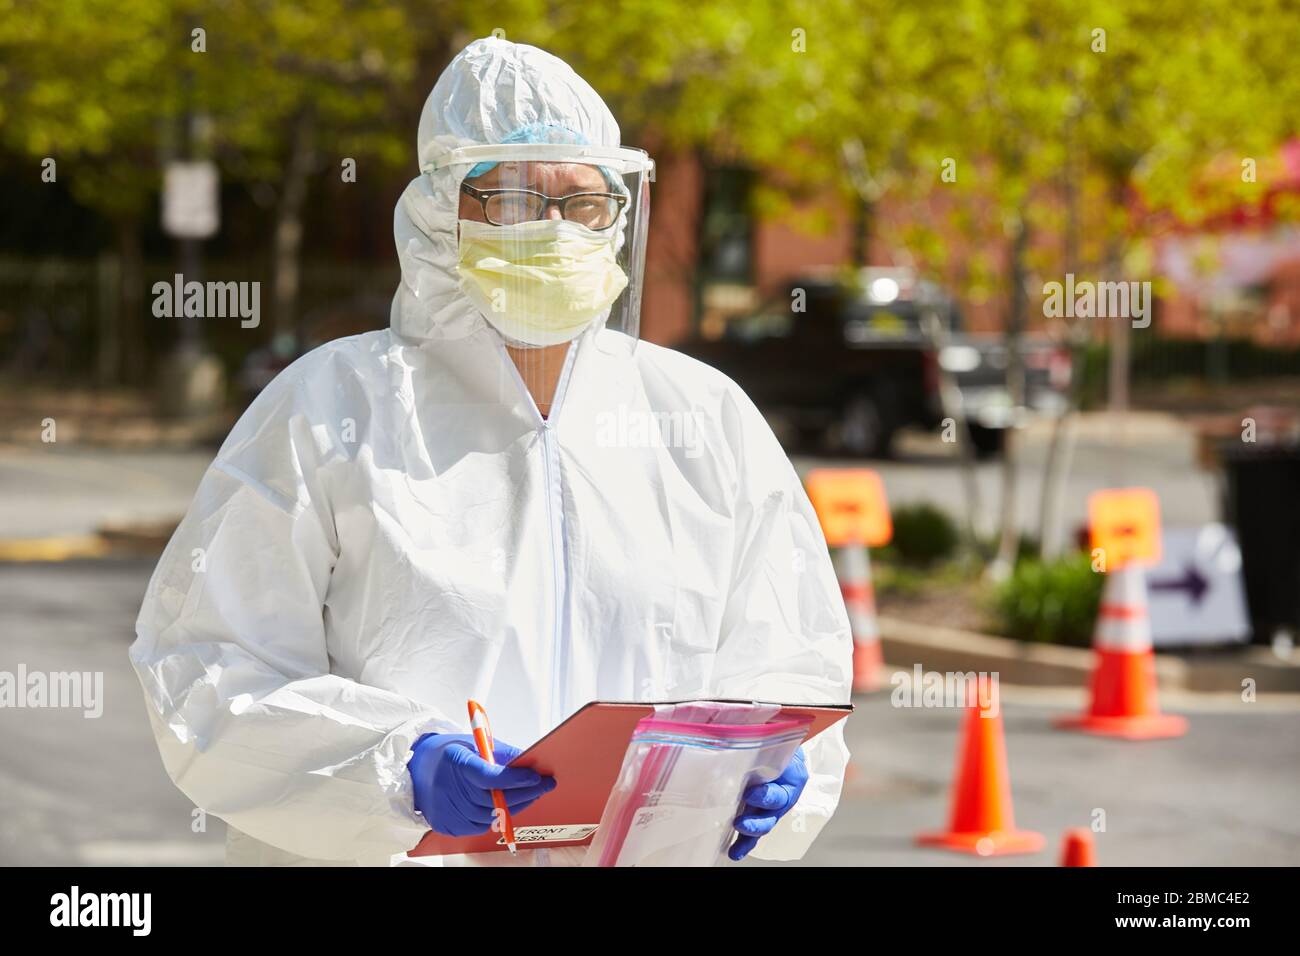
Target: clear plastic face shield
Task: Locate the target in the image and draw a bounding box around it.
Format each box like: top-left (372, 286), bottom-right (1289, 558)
top-left (424, 144), bottom-right (654, 359)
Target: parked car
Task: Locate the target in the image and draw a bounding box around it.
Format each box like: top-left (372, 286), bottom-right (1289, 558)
top-left (680, 268), bottom-right (1070, 457)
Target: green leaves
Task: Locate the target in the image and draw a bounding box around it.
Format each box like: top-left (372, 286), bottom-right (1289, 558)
top-left (991, 551), bottom-right (1105, 646)
top-left (1, 0), bottom-right (1293, 252)
top-left (0, 0), bottom-right (424, 219)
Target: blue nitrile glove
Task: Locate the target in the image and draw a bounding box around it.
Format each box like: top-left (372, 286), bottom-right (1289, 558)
top-left (728, 746), bottom-right (809, 861)
top-left (407, 733), bottom-right (557, 836)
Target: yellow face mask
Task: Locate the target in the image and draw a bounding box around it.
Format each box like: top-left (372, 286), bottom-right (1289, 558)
top-left (457, 218), bottom-right (629, 347)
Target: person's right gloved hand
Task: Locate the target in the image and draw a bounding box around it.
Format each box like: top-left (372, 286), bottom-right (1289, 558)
top-left (407, 733), bottom-right (557, 836)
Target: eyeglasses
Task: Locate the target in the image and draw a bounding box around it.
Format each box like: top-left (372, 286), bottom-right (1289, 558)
top-left (460, 182), bottom-right (627, 231)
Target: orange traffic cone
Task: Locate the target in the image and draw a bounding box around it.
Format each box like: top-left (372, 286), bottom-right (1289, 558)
top-left (1056, 565), bottom-right (1187, 739)
top-left (917, 682), bottom-right (1045, 856)
top-left (1059, 827), bottom-right (1097, 866)
top-left (834, 543), bottom-right (883, 691)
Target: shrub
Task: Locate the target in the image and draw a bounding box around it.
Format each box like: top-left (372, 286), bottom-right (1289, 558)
top-left (889, 503), bottom-right (960, 566)
top-left (989, 552), bottom-right (1104, 646)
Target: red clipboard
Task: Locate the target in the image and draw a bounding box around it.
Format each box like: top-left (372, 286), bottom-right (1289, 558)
top-left (409, 699), bottom-right (853, 857)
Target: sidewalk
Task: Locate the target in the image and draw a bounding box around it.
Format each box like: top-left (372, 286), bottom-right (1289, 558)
top-left (880, 614), bottom-right (1300, 695)
top-left (0, 444), bottom-right (208, 545)
top-left (0, 384), bottom-right (221, 552)
top-left (0, 385), bottom-right (231, 448)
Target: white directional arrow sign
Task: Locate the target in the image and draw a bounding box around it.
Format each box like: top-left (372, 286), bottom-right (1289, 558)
top-left (1143, 524), bottom-right (1250, 647)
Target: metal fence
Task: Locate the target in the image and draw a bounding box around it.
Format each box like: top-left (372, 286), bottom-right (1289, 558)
top-left (0, 256), bottom-right (401, 386)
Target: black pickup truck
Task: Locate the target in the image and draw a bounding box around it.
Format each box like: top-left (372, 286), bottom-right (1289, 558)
top-left (680, 269), bottom-right (1070, 458)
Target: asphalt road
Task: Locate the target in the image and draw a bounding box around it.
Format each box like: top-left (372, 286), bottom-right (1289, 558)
top-left (2, 559), bottom-right (1295, 866)
top-left (806, 685), bottom-right (1300, 867)
top-left (0, 560), bottom-right (225, 865)
top-left (0, 446), bottom-right (210, 540)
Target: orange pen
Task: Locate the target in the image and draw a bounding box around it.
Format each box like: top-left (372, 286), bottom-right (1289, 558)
top-left (467, 699), bottom-right (517, 855)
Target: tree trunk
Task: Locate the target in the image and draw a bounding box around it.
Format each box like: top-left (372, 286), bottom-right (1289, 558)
top-left (852, 195), bottom-right (872, 267)
top-left (1038, 100), bottom-right (1083, 560)
top-left (96, 253), bottom-right (121, 387)
top-left (1037, 342), bottom-right (1082, 558)
top-left (273, 109), bottom-right (316, 346)
top-left (988, 212), bottom-right (1030, 581)
top-left (1108, 305), bottom-right (1130, 413)
top-left (1104, 178), bottom-right (1129, 416)
top-left (1040, 353), bottom-right (1081, 561)
top-left (922, 311), bottom-right (986, 552)
top-left (1103, 177), bottom-right (1132, 468)
top-left (115, 217), bottom-right (145, 384)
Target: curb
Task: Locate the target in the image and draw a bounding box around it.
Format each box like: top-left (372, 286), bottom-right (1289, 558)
top-left (0, 535), bottom-right (111, 562)
top-left (878, 615), bottom-right (1300, 695)
top-left (0, 519), bottom-right (178, 563)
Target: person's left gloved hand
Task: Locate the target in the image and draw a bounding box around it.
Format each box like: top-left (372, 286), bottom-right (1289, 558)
top-left (728, 746), bottom-right (809, 861)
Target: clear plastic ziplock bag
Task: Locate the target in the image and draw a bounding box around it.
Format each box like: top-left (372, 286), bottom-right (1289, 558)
top-left (584, 713), bottom-right (813, 867)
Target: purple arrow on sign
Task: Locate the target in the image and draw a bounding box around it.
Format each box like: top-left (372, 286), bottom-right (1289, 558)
top-left (1148, 564), bottom-right (1209, 605)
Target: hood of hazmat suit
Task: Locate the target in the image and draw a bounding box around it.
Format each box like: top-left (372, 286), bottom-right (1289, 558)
top-left (129, 36), bottom-right (851, 867)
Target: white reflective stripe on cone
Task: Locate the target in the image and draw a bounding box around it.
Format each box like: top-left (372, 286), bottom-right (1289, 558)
top-left (832, 542), bottom-right (871, 583)
top-left (1093, 565), bottom-right (1153, 652)
top-left (833, 544), bottom-right (879, 645)
top-left (847, 606), bottom-right (879, 641)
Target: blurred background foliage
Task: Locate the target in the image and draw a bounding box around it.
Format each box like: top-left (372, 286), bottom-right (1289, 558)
top-left (4, 0), bottom-right (1296, 276)
top-left (882, 503), bottom-right (961, 567)
top-left (989, 551), bottom-right (1105, 646)
top-left (3, 0), bottom-right (1295, 638)
top-left (3, 0), bottom-right (1299, 417)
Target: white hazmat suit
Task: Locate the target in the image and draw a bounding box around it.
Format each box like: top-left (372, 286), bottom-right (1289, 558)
top-left (129, 36), bottom-right (852, 867)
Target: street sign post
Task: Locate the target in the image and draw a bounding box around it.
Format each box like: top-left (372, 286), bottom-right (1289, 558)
top-left (805, 468), bottom-right (892, 547)
top-left (162, 160), bottom-right (220, 240)
top-left (1089, 487), bottom-right (1161, 569)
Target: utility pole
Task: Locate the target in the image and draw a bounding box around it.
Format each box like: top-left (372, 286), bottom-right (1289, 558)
top-left (158, 16), bottom-right (224, 423)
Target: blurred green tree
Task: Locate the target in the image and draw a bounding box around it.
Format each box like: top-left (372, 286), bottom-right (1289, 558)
top-left (1, 0), bottom-right (180, 381)
top-left (184, 0), bottom-right (427, 343)
top-left (3, 0), bottom-right (1298, 409)
top-left (0, 0), bottom-right (434, 373)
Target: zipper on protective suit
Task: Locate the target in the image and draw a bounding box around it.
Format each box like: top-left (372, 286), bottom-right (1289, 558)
top-left (497, 336), bottom-right (581, 729)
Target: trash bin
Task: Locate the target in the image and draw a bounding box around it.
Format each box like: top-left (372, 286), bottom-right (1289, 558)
top-left (1221, 439), bottom-right (1300, 644)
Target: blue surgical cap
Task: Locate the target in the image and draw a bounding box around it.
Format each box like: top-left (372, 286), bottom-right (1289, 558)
top-left (464, 122), bottom-right (620, 193)
top-left (466, 123), bottom-right (588, 178)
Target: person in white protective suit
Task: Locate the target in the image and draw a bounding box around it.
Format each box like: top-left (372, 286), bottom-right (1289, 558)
top-left (129, 35), bottom-right (852, 867)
